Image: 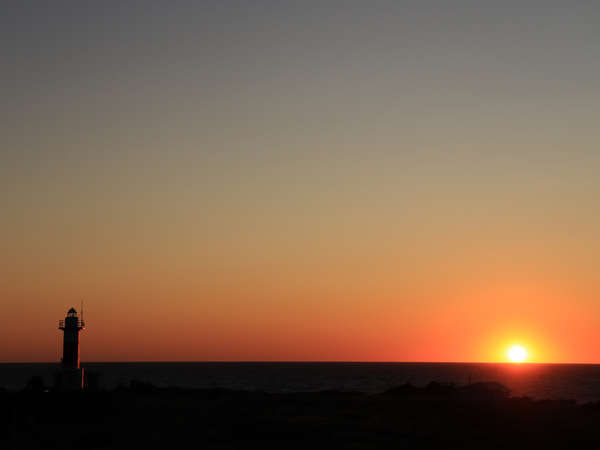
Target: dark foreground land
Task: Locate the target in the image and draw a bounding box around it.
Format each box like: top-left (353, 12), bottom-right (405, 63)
top-left (3, 381), bottom-right (600, 449)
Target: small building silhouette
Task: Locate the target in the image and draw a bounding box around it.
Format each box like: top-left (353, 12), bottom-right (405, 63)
top-left (58, 307), bottom-right (85, 390)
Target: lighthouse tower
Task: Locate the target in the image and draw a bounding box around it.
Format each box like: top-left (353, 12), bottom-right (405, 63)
top-left (58, 307), bottom-right (85, 390)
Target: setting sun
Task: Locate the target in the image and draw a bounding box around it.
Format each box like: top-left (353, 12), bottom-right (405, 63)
top-left (508, 345), bottom-right (528, 363)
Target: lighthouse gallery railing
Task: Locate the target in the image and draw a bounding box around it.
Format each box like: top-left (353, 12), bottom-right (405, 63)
top-left (58, 320), bottom-right (85, 328)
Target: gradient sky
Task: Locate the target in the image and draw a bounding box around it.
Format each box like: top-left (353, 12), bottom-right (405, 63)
top-left (2, 1), bottom-right (600, 362)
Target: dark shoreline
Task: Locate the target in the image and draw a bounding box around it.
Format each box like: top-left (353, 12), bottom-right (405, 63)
top-left (4, 361), bottom-right (600, 403)
top-left (3, 381), bottom-right (600, 449)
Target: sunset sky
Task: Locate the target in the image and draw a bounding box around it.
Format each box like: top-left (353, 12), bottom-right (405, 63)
top-left (2, 1), bottom-right (600, 363)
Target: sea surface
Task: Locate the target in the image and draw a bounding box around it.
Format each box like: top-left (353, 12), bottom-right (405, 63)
top-left (3, 362), bottom-right (600, 403)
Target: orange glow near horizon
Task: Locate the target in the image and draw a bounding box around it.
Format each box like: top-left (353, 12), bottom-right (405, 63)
top-left (0, 265), bottom-right (595, 363)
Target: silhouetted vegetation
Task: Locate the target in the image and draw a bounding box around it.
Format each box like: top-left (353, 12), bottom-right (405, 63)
top-left (2, 381), bottom-right (599, 449)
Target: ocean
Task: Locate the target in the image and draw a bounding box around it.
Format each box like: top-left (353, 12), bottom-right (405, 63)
top-left (3, 362), bottom-right (600, 403)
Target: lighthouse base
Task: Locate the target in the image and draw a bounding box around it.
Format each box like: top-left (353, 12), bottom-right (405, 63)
top-left (56, 368), bottom-right (84, 391)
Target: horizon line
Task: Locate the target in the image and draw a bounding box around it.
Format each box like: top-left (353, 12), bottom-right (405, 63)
top-left (3, 360), bottom-right (600, 365)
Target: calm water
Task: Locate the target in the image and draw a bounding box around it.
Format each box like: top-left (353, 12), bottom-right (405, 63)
top-left (3, 362), bottom-right (600, 403)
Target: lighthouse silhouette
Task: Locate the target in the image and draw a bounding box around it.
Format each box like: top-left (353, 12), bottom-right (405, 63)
top-left (58, 307), bottom-right (85, 390)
